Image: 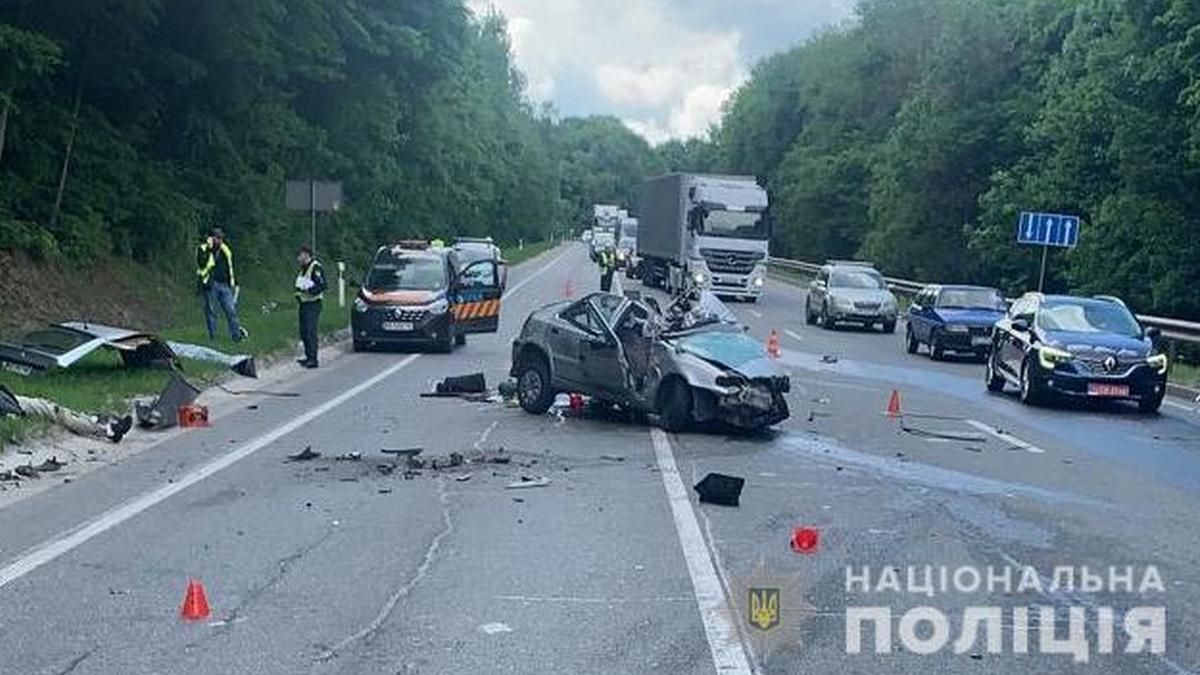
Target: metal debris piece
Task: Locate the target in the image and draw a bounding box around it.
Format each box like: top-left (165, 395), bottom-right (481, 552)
top-left (34, 457), bottom-right (65, 473)
top-left (382, 447), bottom-right (423, 457)
top-left (376, 464), bottom-right (396, 476)
top-left (14, 465), bottom-right (39, 479)
top-left (287, 446), bottom-right (321, 462)
top-left (821, 354), bottom-right (839, 364)
top-left (600, 455), bottom-right (625, 462)
top-left (506, 476), bottom-right (551, 490)
top-left (335, 452), bottom-right (363, 462)
top-left (453, 473), bottom-right (473, 482)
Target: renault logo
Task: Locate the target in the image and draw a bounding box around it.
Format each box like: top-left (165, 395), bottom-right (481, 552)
top-left (1102, 356), bottom-right (1118, 373)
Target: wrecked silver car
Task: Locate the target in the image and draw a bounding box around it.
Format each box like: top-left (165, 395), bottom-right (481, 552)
top-left (509, 290), bottom-right (790, 431)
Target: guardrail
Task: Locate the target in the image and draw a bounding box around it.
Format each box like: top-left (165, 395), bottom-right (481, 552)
top-left (767, 257), bottom-right (1200, 352)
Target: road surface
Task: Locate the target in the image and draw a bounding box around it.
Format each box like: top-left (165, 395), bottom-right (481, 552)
top-left (1, 243), bottom-right (1198, 674)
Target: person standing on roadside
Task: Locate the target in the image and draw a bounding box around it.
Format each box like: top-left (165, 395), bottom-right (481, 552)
top-left (294, 245), bottom-right (326, 369)
top-left (196, 228), bottom-right (248, 342)
top-left (598, 244), bottom-right (617, 292)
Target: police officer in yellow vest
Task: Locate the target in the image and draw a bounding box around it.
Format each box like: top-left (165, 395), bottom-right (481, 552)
top-left (196, 228), bottom-right (248, 342)
top-left (294, 245), bottom-right (327, 369)
top-left (598, 245), bottom-right (617, 292)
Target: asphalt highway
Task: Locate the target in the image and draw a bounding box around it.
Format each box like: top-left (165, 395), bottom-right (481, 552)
top-left (1, 242), bottom-right (1198, 675)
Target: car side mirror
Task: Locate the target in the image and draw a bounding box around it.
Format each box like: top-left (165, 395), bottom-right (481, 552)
top-left (1011, 318), bottom-right (1030, 333)
top-left (1145, 326), bottom-right (1161, 342)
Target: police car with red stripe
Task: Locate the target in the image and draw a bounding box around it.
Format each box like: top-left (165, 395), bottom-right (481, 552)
top-left (351, 241), bottom-right (505, 352)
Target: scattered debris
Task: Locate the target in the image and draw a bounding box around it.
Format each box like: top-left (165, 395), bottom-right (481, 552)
top-left (453, 473), bottom-right (473, 482)
top-left (600, 454), bottom-right (625, 462)
top-left (497, 380), bottom-right (519, 400)
top-left (479, 622), bottom-right (513, 635)
top-left (790, 527), bottom-right (820, 554)
top-left (506, 476), bottom-right (551, 490)
top-left (14, 465), bottom-right (39, 479)
top-left (436, 373), bottom-right (487, 395)
top-left (376, 464), bottom-right (396, 476)
top-left (382, 447), bottom-right (423, 458)
top-left (34, 457), bottom-right (66, 473)
top-left (694, 473), bottom-right (744, 507)
top-left (287, 446), bottom-right (322, 462)
top-left (335, 452), bottom-right (363, 462)
top-left (135, 372), bottom-right (202, 430)
top-left (512, 497), bottom-right (525, 503)
top-left (821, 354), bottom-right (839, 364)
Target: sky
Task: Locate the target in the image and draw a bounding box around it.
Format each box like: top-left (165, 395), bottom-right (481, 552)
top-left (466, 0), bottom-right (857, 144)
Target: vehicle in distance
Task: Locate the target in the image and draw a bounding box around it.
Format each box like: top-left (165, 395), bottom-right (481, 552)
top-left (806, 261), bottom-right (899, 333)
top-left (509, 290), bottom-right (790, 431)
top-left (985, 293), bottom-right (1169, 413)
top-left (637, 174), bottom-right (770, 301)
top-left (352, 242), bottom-right (504, 353)
top-left (617, 216), bottom-right (638, 271)
top-left (452, 236), bottom-right (501, 265)
top-left (906, 285), bottom-right (1007, 360)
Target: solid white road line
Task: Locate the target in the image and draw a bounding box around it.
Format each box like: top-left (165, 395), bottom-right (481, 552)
top-left (0, 246), bottom-right (572, 592)
top-left (1164, 399), bottom-right (1195, 413)
top-left (784, 329), bottom-right (804, 343)
top-left (650, 429), bottom-right (753, 674)
top-left (964, 419), bottom-right (1046, 454)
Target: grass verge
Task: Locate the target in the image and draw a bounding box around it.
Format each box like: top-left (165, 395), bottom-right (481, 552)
top-left (0, 240), bottom-right (559, 449)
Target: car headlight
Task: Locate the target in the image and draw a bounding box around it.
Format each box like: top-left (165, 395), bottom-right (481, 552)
top-left (753, 277), bottom-right (765, 288)
top-left (353, 297), bottom-right (369, 313)
top-left (693, 272), bottom-right (707, 285)
top-left (834, 296), bottom-right (855, 310)
top-left (944, 325), bottom-right (969, 334)
top-left (1038, 345), bottom-right (1073, 370)
top-left (428, 298), bottom-right (449, 314)
top-left (883, 296), bottom-right (898, 311)
top-left (1147, 353), bottom-right (1169, 375)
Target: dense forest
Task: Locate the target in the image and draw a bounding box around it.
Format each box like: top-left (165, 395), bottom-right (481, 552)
top-left (697, 0), bottom-right (1200, 319)
top-left (0, 0), bottom-right (662, 277)
top-left (2, 0), bottom-right (1198, 319)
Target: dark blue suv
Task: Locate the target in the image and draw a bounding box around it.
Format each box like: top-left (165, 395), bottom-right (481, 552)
top-left (906, 285), bottom-right (1006, 360)
top-left (985, 294), bottom-right (1169, 413)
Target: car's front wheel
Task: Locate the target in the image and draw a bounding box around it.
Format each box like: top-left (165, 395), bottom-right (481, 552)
top-left (1019, 358), bottom-right (1044, 406)
top-left (516, 354), bottom-right (555, 414)
top-left (985, 351), bottom-right (1006, 392)
top-left (882, 319), bottom-right (897, 334)
top-left (905, 325), bottom-right (919, 354)
top-left (658, 378), bottom-right (693, 432)
top-left (929, 331), bottom-right (944, 360)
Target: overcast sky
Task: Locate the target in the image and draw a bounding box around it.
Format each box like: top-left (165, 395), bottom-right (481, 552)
top-left (466, 0), bottom-right (857, 144)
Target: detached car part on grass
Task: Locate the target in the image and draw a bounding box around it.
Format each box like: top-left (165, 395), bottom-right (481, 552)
top-left (509, 288), bottom-right (790, 431)
top-left (0, 322), bottom-right (256, 378)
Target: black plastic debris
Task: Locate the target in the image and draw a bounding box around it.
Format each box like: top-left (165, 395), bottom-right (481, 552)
top-left (14, 464), bottom-right (39, 479)
top-left (693, 473), bottom-right (744, 506)
top-left (135, 371), bottom-right (202, 429)
top-left (436, 373), bottom-right (486, 395)
top-left (287, 446), bottom-right (321, 462)
top-left (335, 452), bottom-right (363, 462)
top-left (497, 380), bottom-right (519, 399)
top-left (0, 384), bottom-right (23, 417)
top-left (34, 457), bottom-right (65, 473)
top-left (382, 447), bottom-right (423, 458)
top-left (821, 354), bottom-right (839, 364)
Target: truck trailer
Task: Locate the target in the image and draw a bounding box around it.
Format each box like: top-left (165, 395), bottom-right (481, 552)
top-left (636, 174), bottom-right (770, 301)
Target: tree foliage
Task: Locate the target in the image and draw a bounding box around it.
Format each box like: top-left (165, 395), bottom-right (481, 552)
top-left (707, 0), bottom-right (1200, 318)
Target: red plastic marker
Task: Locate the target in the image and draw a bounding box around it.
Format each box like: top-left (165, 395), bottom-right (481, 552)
top-left (180, 579), bottom-right (211, 621)
top-left (791, 527), bottom-right (820, 554)
top-left (886, 390), bottom-right (902, 418)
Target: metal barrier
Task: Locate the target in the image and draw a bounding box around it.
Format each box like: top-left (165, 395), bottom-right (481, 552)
top-left (767, 256), bottom-right (1200, 348)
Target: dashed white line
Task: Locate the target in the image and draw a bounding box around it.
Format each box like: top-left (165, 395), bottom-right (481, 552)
top-left (784, 329), bottom-right (804, 343)
top-left (964, 420), bottom-right (1046, 454)
top-left (650, 429), bottom-right (753, 674)
top-left (0, 246), bottom-right (573, 592)
top-left (749, 309), bottom-right (763, 319)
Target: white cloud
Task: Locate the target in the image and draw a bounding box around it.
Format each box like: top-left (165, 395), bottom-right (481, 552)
top-left (468, 0), bottom-right (851, 142)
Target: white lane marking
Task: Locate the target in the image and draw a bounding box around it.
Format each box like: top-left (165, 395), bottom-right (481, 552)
top-left (784, 329), bottom-right (804, 343)
top-left (1164, 400), bottom-right (1195, 413)
top-left (0, 353), bottom-right (420, 591)
top-left (749, 309), bottom-right (763, 319)
top-left (479, 622), bottom-right (513, 635)
top-left (964, 419), bottom-right (1046, 454)
top-left (0, 247), bottom-right (570, 591)
top-left (650, 429), bottom-right (753, 674)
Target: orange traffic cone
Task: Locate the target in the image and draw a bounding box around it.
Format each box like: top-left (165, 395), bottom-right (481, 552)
top-left (886, 390), bottom-right (903, 418)
top-left (564, 279), bottom-right (575, 298)
top-left (180, 579), bottom-right (211, 621)
top-left (766, 330), bottom-right (781, 359)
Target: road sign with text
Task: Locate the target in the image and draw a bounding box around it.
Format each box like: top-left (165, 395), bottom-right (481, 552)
top-left (1017, 212), bottom-right (1080, 248)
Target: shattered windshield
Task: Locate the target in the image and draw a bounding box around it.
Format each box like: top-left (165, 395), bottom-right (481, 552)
top-left (674, 331), bottom-right (764, 369)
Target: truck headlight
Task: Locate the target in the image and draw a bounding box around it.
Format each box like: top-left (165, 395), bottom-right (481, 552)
top-left (353, 297), bottom-right (369, 313)
top-left (1038, 345), bottom-right (1073, 370)
top-left (1147, 353), bottom-right (1169, 375)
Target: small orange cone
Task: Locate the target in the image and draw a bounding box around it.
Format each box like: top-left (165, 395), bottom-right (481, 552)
top-left (180, 579), bottom-right (211, 621)
top-left (886, 389), bottom-right (902, 418)
top-left (564, 279), bottom-right (575, 298)
top-left (766, 330), bottom-right (781, 359)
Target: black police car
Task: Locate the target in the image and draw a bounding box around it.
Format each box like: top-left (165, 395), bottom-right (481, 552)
top-left (351, 242), bottom-right (503, 352)
top-left (984, 294), bottom-right (1169, 412)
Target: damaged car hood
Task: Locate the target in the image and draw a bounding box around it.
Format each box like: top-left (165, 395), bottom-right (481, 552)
top-left (670, 331), bottom-right (780, 379)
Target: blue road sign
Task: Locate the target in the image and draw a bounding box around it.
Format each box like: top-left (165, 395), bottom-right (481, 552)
top-left (1017, 212), bottom-right (1080, 248)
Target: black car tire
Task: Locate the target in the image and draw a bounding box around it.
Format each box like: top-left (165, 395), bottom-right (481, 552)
top-left (929, 331), bottom-right (944, 360)
top-left (985, 351), bottom-right (1006, 392)
top-left (455, 333), bottom-right (467, 347)
top-left (434, 327), bottom-right (455, 353)
top-left (905, 325), bottom-right (919, 354)
top-left (1139, 392), bottom-right (1165, 414)
top-left (516, 355), bottom-right (555, 415)
top-left (805, 299), bottom-right (817, 326)
top-left (658, 378), bottom-right (693, 432)
top-left (882, 320), bottom-right (897, 335)
top-left (1019, 358), bottom-right (1044, 406)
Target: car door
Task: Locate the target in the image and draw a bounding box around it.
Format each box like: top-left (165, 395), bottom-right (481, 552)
top-left (909, 289), bottom-right (930, 340)
top-left (580, 295), bottom-right (629, 396)
top-left (552, 299), bottom-right (605, 388)
top-left (452, 259), bottom-right (503, 334)
top-left (1000, 297), bottom-right (1036, 375)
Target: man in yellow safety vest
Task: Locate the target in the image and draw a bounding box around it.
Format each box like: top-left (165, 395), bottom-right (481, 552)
top-left (294, 244), bottom-right (327, 369)
top-left (196, 228), bottom-right (248, 342)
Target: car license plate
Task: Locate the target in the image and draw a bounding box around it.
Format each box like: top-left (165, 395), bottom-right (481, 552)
top-left (971, 336), bottom-right (991, 347)
top-left (382, 321), bottom-right (414, 332)
top-left (1088, 383), bottom-right (1130, 398)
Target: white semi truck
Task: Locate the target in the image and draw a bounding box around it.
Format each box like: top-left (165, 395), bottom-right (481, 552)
top-left (636, 174), bottom-right (770, 301)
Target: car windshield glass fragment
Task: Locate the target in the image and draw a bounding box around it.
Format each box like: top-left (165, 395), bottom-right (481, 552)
top-left (1037, 300), bottom-right (1142, 337)
top-left (938, 289), bottom-right (1003, 310)
top-left (700, 211), bottom-right (768, 240)
top-left (367, 257), bottom-right (444, 291)
top-left (830, 270), bottom-right (884, 289)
